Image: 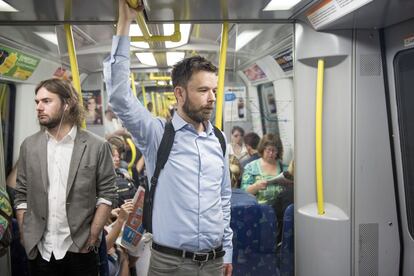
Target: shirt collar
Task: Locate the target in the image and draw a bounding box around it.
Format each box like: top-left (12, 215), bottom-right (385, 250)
top-left (171, 112), bottom-right (214, 135)
top-left (45, 125), bottom-right (77, 142)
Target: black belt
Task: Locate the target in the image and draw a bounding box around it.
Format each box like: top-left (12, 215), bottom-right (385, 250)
top-left (152, 242), bottom-right (225, 262)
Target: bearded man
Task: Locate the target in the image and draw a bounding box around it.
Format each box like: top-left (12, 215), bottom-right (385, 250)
top-left (102, 1), bottom-right (233, 275)
top-left (14, 78), bottom-right (117, 276)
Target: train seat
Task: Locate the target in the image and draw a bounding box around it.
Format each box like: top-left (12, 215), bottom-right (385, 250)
top-left (231, 204), bottom-right (279, 276)
top-left (279, 204), bottom-right (294, 276)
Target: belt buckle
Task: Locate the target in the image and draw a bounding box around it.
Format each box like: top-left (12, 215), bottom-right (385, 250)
top-left (192, 252), bottom-right (209, 262)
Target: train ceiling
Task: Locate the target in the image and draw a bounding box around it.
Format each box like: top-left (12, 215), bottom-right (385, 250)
top-left (0, 0), bottom-right (412, 75)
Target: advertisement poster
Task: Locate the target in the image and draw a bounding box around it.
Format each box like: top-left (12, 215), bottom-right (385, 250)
top-left (243, 63), bottom-right (267, 82)
top-left (224, 86), bottom-right (246, 122)
top-left (82, 90), bottom-right (103, 125)
top-left (274, 49), bottom-right (293, 72)
top-left (0, 44), bottom-right (40, 80)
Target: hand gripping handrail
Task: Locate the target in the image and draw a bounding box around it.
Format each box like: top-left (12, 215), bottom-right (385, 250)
top-left (315, 59), bottom-right (325, 215)
top-left (126, 0), bottom-right (181, 43)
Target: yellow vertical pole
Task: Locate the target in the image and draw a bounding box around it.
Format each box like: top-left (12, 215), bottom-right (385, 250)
top-left (315, 59), bottom-right (325, 215)
top-left (142, 85), bottom-right (148, 109)
top-left (64, 24), bottom-right (86, 129)
top-left (215, 22), bottom-right (229, 130)
top-left (130, 73), bottom-right (137, 97)
top-left (151, 92), bottom-right (156, 115)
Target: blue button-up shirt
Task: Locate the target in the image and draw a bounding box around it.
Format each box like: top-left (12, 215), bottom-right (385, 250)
top-left (103, 36), bottom-right (233, 263)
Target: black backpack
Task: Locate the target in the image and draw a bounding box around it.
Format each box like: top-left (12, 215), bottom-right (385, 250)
top-left (142, 122), bottom-right (226, 233)
top-left (114, 169), bottom-right (137, 208)
top-left (0, 186), bottom-right (13, 257)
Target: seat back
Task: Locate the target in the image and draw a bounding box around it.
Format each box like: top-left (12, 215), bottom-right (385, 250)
top-left (231, 204), bottom-right (279, 276)
top-left (279, 204), bottom-right (294, 276)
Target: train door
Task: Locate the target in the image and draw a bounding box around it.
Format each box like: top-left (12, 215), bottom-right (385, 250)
top-left (0, 82), bottom-right (14, 276)
top-left (258, 82), bottom-right (279, 135)
top-left (0, 82), bottom-right (15, 176)
top-left (385, 18), bottom-right (414, 276)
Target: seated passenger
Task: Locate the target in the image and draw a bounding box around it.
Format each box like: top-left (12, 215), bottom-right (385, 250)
top-left (228, 126), bottom-right (249, 162)
top-left (105, 201), bottom-right (135, 276)
top-left (273, 160), bottom-right (294, 243)
top-left (240, 132), bottom-right (261, 169)
top-left (108, 139), bottom-right (137, 208)
top-left (229, 155), bottom-right (257, 207)
top-left (241, 134), bottom-right (285, 205)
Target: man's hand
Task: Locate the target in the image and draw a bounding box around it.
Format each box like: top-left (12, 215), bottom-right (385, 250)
top-left (16, 209), bottom-right (26, 245)
top-left (80, 233), bottom-right (100, 253)
top-left (223, 263), bottom-right (233, 276)
top-left (117, 0), bottom-right (145, 36)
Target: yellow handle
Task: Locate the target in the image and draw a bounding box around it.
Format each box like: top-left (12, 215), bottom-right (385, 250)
top-left (126, 138), bottom-right (137, 178)
top-left (64, 24), bottom-right (86, 129)
top-left (215, 22), bottom-right (229, 130)
top-left (315, 59), bottom-right (325, 215)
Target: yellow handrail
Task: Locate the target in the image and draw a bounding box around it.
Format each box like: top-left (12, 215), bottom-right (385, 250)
top-left (130, 73), bottom-right (137, 97)
top-left (125, 138), bottom-right (137, 178)
top-left (149, 73), bottom-right (171, 81)
top-left (130, 11), bottom-right (181, 43)
top-left (215, 22), bottom-right (229, 130)
top-left (151, 92), bottom-right (156, 115)
top-left (64, 24), bottom-right (86, 129)
top-left (142, 84), bottom-right (148, 109)
top-left (315, 59), bottom-right (325, 215)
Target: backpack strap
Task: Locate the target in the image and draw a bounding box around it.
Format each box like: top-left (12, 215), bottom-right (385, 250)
top-left (213, 126), bottom-right (226, 157)
top-left (143, 122), bottom-right (226, 233)
top-left (143, 122), bottom-right (175, 233)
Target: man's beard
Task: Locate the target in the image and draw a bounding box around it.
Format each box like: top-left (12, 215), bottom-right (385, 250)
top-left (38, 111), bottom-right (63, 129)
top-left (182, 96), bottom-right (213, 123)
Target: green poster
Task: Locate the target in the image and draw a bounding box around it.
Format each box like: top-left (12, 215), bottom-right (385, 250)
top-left (0, 44), bottom-right (40, 80)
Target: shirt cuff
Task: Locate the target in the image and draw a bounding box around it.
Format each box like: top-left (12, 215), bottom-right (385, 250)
top-left (16, 203), bottom-right (27, 210)
top-left (96, 198), bottom-right (112, 207)
top-left (223, 248), bottom-right (233, 264)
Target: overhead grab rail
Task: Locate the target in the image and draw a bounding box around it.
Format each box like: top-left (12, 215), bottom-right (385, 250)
top-left (215, 22), bottom-right (229, 130)
top-left (315, 59), bottom-right (325, 215)
top-left (149, 73), bottom-right (171, 81)
top-left (126, 0), bottom-right (181, 43)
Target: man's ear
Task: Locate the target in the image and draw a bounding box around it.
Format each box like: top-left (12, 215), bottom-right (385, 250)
top-left (174, 86), bottom-right (185, 104)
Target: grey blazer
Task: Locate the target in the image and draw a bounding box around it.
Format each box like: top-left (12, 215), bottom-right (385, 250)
top-left (14, 128), bottom-right (117, 259)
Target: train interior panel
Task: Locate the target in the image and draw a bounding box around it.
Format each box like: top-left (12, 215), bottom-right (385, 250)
top-left (0, 0), bottom-right (413, 275)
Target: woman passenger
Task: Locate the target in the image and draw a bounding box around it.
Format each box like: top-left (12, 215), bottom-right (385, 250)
top-left (241, 133), bottom-right (285, 205)
top-left (229, 154), bottom-right (257, 207)
top-left (228, 126), bottom-right (248, 162)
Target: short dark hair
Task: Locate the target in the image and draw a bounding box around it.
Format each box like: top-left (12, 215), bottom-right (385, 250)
top-left (231, 126), bottom-right (245, 137)
top-left (35, 78), bottom-right (85, 127)
top-left (244, 132), bottom-right (260, 149)
top-left (171, 56), bottom-right (217, 88)
top-left (257, 133), bottom-right (283, 160)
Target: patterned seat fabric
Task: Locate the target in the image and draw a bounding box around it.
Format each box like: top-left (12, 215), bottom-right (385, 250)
top-left (279, 204), bottom-right (294, 276)
top-left (231, 204), bottom-right (279, 276)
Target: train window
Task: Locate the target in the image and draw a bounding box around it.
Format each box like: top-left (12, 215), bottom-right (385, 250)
top-left (394, 48), bottom-right (414, 238)
top-left (0, 82), bottom-right (15, 176)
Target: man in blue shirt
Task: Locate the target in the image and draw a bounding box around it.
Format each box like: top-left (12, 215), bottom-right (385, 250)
top-left (103, 1), bottom-right (233, 275)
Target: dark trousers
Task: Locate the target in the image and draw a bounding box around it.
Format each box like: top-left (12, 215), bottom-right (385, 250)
top-left (29, 251), bottom-right (99, 276)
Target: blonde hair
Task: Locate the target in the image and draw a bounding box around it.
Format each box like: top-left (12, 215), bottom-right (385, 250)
top-left (229, 154), bottom-right (242, 188)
